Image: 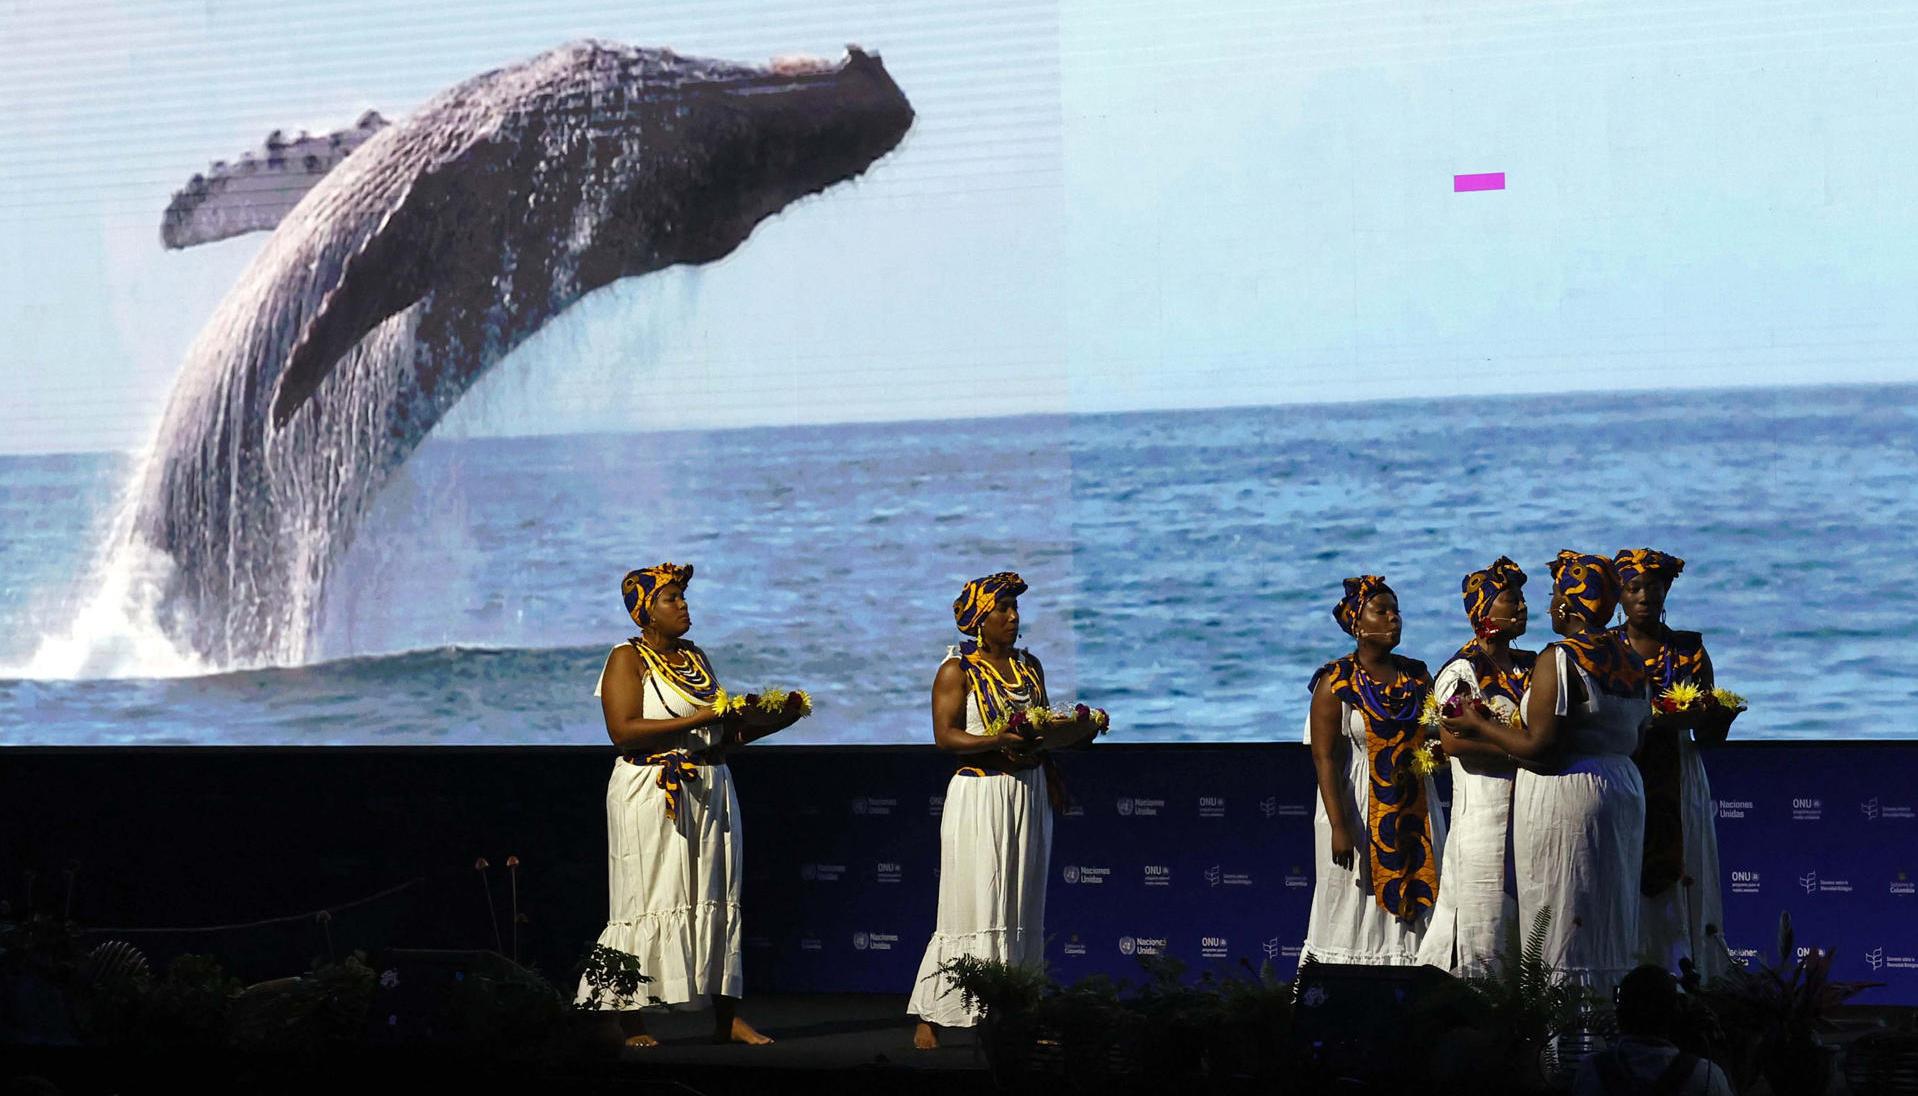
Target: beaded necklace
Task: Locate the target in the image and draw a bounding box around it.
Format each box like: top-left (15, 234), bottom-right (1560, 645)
top-left (957, 641), bottom-right (1043, 732)
top-left (630, 637), bottom-right (720, 706)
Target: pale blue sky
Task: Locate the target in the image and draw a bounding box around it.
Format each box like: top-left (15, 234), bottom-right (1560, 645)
top-left (3, 0), bottom-right (1916, 453)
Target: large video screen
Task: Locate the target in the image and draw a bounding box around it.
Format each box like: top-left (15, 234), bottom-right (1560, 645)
top-left (3, 1), bottom-right (1914, 744)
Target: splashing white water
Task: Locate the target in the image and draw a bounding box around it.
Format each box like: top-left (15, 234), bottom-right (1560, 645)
top-left (16, 543), bottom-right (210, 680)
top-left (10, 453), bottom-right (213, 681)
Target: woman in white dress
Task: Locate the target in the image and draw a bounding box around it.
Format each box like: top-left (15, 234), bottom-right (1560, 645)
top-left (1417, 556), bottom-right (1536, 975)
top-left (1441, 551), bottom-right (1649, 995)
top-left (1613, 549), bottom-right (1738, 981)
top-left (909, 572), bottom-right (1102, 1049)
top-left (577, 562), bottom-right (801, 1047)
top-left (1302, 575), bottom-right (1447, 965)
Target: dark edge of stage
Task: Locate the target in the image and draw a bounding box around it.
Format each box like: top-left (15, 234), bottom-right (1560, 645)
top-left (6, 741), bottom-right (1918, 1095)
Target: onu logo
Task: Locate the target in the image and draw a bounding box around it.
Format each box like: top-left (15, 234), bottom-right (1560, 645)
top-left (852, 932), bottom-right (869, 951)
top-left (1867, 947), bottom-right (1886, 971)
top-left (1862, 798), bottom-right (1882, 821)
top-left (1119, 936), bottom-right (1137, 956)
top-left (1259, 797), bottom-right (1278, 819)
top-left (1204, 865), bottom-right (1222, 887)
top-left (1799, 871), bottom-right (1818, 894)
top-left (1116, 797), bottom-right (1134, 817)
top-left (1063, 865), bottom-right (1081, 884)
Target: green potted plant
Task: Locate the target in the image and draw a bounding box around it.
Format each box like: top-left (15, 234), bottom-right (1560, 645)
top-left (1205, 958), bottom-right (1295, 1081)
top-left (1030, 972), bottom-right (1133, 1091)
top-left (1125, 954), bottom-right (1222, 1082)
top-left (933, 955), bottom-right (1049, 1087)
top-left (1700, 911), bottom-right (1880, 1096)
top-left (1417, 907), bottom-right (1597, 1092)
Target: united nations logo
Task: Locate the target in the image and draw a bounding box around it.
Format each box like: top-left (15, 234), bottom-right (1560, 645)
top-left (1116, 797), bottom-right (1134, 816)
top-left (853, 932), bottom-right (870, 951)
top-left (1063, 865), bottom-right (1081, 884)
top-left (799, 864), bottom-right (817, 881)
top-left (851, 797), bottom-right (870, 815)
top-left (1118, 936), bottom-right (1137, 956)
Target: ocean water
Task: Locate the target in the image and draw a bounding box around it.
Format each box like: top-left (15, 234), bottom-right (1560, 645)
top-left (2, 383), bottom-right (1914, 745)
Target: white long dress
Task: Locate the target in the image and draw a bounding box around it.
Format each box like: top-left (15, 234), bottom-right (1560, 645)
top-left (1300, 695), bottom-right (1448, 965)
top-left (1639, 735), bottom-right (1728, 980)
top-left (1512, 645), bottom-right (1647, 995)
top-left (1416, 658), bottom-right (1519, 975)
top-left (907, 657), bottom-right (1052, 1027)
top-left (575, 644), bottom-right (743, 1008)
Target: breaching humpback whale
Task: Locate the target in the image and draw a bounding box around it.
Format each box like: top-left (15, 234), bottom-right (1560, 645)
top-left (134, 41), bottom-right (913, 666)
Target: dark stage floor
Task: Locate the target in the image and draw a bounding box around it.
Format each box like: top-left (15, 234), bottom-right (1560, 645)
top-left (605, 992), bottom-right (984, 1072)
top-left (3, 994), bottom-right (990, 1096)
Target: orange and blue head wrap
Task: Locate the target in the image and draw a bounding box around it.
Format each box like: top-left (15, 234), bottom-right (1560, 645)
top-left (953, 572), bottom-right (1027, 636)
top-left (1549, 551), bottom-right (1620, 626)
top-left (622, 562), bottom-right (694, 628)
top-left (1462, 556), bottom-right (1527, 628)
top-left (1613, 548), bottom-right (1685, 587)
top-left (1334, 575), bottom-right (1393, 636)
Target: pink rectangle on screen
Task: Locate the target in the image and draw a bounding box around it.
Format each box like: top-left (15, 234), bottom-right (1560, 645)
top-left (1454, 172), bottom-right (1506, 192)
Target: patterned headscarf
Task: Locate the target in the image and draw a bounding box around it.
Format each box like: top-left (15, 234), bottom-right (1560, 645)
top-left (953, 572), bottom-right (1028, 636)
top-left (1462, 556), bottom-right (1527, 631)
top-left (622, 562), bottom-right (694, 628)
top-left (1334, 575), bottom-right (1394, 636)
top-left (1613, 548), bottom-right (1686, 588)
top-left (1549, 551), bottom-right (1620, 626)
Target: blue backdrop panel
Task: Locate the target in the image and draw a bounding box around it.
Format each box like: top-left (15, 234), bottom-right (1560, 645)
top-left (732, 744), bottom-right (1918, 1004)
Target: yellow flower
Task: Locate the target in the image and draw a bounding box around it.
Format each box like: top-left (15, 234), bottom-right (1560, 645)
top-left (1419, 692), bottom-right (1442, 730)
top-left (1408, 740), bottom-right (1444, 777)
top-left (793, 690), bottom-right (814, 716)
top-left (758, 687), bottom-right (789, 711)
top-left (1661, 680), bottom-right (1706, 710)
top-left (1711, 686), bottom-right (1748, 712)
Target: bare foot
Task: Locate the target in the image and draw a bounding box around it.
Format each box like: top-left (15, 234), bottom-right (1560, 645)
top-left (622, 1032), bottom-right (660, 1048)
top-left (718, 1016), bottom-right (774, 1045)
top-left (913, 1021), bottom-right (939, 1050)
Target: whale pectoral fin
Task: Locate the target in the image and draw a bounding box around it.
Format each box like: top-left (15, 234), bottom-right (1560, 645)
top-left (270, 134), bottom-right (516, 429)
top-left (270, 220), bottom-right (440, 428)
top-left (161, 112), bottom-right (390, 250)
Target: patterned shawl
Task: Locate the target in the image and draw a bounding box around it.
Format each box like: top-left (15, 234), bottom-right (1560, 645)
top-left (1310, 654), bottom-right (1437, 921)
top-left (1618, 625), bottom-right (1713, 896)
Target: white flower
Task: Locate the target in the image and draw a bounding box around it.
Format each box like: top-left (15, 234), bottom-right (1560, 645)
top-left (380, 969), bottom-right (400, 989)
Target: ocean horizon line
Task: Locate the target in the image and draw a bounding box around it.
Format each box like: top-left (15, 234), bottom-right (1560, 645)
top-left (5, 375), bottom-right (1913, 461)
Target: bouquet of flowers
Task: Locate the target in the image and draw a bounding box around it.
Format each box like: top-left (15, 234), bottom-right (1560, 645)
top-left (1654, 680), bottom-right (1750, 716)
top-left (712, 686), bottom-right (813, 723)
top-left (985, 703), bottom-right (1111, 739)
top-left (1420, 692), bottom-right (1517, 729)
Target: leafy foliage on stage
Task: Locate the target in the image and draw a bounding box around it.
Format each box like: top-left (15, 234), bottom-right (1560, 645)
top-left (934, 951), bottom-right (1298, 1088)
top-left (1694, 910), bottom-right (1881, 1096)
top-left (0, 910), bottom-right (642, 1059)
